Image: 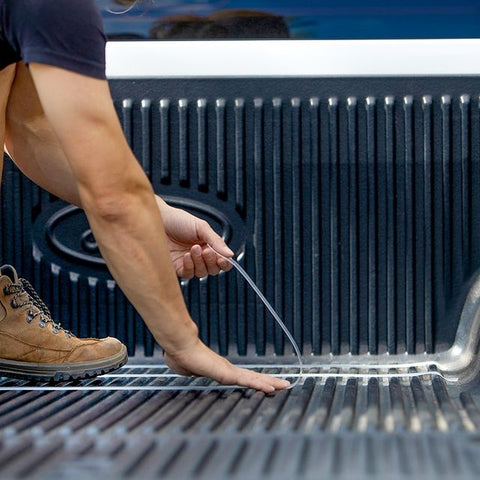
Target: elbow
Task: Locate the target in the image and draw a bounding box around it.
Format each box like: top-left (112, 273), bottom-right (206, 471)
top-left (85, 194), bottom-right (128, 222)
top-left (80, 178), bottom-right (154, 222)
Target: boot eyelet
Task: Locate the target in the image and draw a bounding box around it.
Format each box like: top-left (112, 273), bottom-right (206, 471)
top-left (39, 321), bottom-right (46, 328)
top-left (3, 286), bottom-right (10, 295)
top-left (10, 299), bottom-right (18, 309)
top-left (26, 312), bottom-right (33, 323)
top-left (52, 327), bottom-right (59, 334)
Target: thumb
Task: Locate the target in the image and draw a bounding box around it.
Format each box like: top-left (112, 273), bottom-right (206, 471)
top-left (197, 221), bottom-right (234, 258)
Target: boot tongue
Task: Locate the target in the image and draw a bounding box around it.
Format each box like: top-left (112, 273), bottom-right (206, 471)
top-left (0, 265), bottom-right (19, 283)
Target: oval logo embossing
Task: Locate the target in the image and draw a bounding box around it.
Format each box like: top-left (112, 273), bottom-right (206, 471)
top-left (35, 197), bottom-right (241, 269)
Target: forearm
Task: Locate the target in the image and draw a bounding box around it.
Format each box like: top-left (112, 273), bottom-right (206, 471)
top-left (83, 176), bottom-right (198, 351)
top-left (17, 138), bottom-right (197, 348)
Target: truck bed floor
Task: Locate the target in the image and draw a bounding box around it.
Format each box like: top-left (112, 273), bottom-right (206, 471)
top-left (1, 363), bottom-right (480, 479)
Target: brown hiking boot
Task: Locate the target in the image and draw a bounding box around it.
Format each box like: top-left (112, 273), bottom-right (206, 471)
top-left (0, 265), bottom-right (128, 382)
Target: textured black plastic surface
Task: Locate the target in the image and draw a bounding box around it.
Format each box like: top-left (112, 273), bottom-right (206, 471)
top-left (2, 77), bottom-right (480, 357)
top-left (1, 365), bottom-right (480, 479)
top-left (2, 76), bottom-right (480, 479)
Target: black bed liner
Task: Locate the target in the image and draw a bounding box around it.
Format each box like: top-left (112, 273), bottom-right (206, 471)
top-left (1, 364), bottom-right (480, 479)
top-left (2, 76), bottom-right (480, 478)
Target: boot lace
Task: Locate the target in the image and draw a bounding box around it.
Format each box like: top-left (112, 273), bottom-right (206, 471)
top-left (4, 279), bottom-right (72, 336)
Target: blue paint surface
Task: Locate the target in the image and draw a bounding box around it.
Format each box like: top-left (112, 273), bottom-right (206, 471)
top-left (97, 0), bottom-right (480, 39)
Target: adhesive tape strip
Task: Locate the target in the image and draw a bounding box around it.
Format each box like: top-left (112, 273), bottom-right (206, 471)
top-left (208, 244), bottom-right (304, 388)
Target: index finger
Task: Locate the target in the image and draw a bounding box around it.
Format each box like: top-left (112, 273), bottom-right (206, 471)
top-left (217, 257), bottom-right (233, 272)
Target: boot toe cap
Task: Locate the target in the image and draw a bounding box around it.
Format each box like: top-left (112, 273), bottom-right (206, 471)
top-left (64, 337), bottom-right (126, 363)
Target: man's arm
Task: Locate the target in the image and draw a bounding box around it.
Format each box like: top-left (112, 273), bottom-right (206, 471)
top-left (21, 63), bottom-right (289, 392)
top-left (5, 62), bottom-right (232, 278)
top-left (27, 63), bottom-right (198, 351)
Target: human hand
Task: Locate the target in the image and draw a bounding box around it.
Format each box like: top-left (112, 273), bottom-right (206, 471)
top-left (156, 196), bottom-right (234, 279)
top-left (164, 339), bottom-right (291, 393)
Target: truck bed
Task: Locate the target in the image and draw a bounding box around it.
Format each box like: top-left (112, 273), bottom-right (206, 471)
top-left (2, 42), bottom-right (480, 479)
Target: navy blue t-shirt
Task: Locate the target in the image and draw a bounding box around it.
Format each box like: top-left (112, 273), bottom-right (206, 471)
top-left (0, 0), bottom-right (106, 79)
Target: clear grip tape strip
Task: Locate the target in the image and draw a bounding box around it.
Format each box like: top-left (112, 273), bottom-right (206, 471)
top-left (208, 244), bottom-right (304, 389)
top-left (0, 370), bottom-right (451, 392)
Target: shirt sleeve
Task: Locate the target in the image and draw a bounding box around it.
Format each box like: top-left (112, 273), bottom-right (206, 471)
top-left (8, 0), bottom-right (107, 79)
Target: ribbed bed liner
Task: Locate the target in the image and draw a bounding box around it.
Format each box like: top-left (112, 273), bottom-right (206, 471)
top-left (1, 363), bottom-right (480, 479)
top-left (3, 76), bottom-right (480, 478)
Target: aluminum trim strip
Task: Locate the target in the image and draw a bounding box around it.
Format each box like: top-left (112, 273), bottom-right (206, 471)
top-left (106, 39), bottom-right (480, 78)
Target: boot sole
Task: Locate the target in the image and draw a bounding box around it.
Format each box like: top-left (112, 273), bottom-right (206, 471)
top-left (0, 345), bottom-right (128, 382)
